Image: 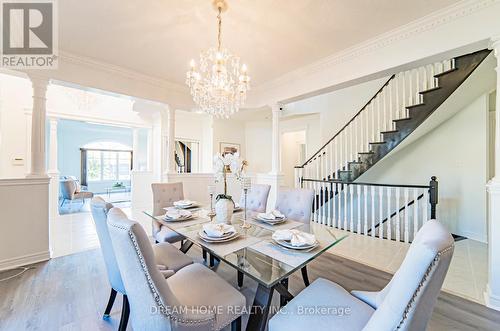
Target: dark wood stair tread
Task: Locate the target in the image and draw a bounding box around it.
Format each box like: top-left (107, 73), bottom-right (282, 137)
top-left (380, 130), bottom-right (398, 134)
top-left (393, 117), bottom-right (412, 122)
top-left (406, 103), bottom-right (425, 110)
top-left (434, 68), bottom-right (458, 78)
top-left (419, 86), bottom-right (441, 94)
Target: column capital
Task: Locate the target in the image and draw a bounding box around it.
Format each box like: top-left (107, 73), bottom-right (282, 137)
top-left (269, 102), bottom-right (283, 113)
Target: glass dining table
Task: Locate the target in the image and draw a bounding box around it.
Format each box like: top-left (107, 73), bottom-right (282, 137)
top-left (143, 208), bottom-right (347, 331)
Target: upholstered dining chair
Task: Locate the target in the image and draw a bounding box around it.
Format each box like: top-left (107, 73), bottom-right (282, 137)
top-left (238, 183), bottom-right (271, 213)
top-left (151, 182), bottom-right (186, 244)
top-left (90, 197), bottom-right (194, 331)
top-left (269, 220), bottom-right (454, 331)
top-left (107, 207), bottom-right (246, 331)
top-left (275, 187), bottom-right (315, 286)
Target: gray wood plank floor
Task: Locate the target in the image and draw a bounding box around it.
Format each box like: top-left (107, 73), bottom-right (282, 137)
top-left (1, 247), bottom-right (500, 331)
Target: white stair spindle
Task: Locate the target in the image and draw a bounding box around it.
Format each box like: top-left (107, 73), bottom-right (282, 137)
top-left (382, 87), bottom-right (387, 132)
top-left (423, 188), bottom-right (429, 223)
top-left (415, 67), bottom-right (420, 104)
top-left (332, 183), bottom-right (337, 227)
top-left (327, 183), bottom-right (332, 226)
top-left (343, 184), bottom-right (348, 230)
top-left (337, 183), bottom-right (342, 228)
top-left (350, 184), bottom-right (354, 231)
top-left (395, 187), bottom-right (401, 242)
top-left (386, 187), bottom-right (392, 241)
top-left (363, 185), bottom-right (368, 234)
top-left (402, 71), bottom-right (407, 118)
top-left (413, 188), bottom-right (419, 238)
top-left (371, 186), bottom-right (376, 237)
top-left (334, 139), bottom-right (338, 179)
top-left (430, 63), bottom-right (436, 88)
top-left (408, 70), bottom-right (413, 106)
top-left (357, 185), bottom-right (361, 233)
top-left (404, 188), bottom-right (409, 243)
top-left (378, 186), bottom-right (384, 238)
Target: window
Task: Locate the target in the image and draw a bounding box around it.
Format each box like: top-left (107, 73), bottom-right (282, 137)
top-left (83, 149), bottom-right (132, 182)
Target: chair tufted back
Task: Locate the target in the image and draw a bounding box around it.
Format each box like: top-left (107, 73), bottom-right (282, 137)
top-left (151, 183), bottom-right (184, 236)
top-left (90, 197), bottom-right (125, 294)
top-left (239, 184), bottom-right (271, 213)
top-left (275, 188), bottom-right (314, 223)
top-left (60, 180), bottom-right (77, 199)
top-left (363, 220), bottom-right (454, 331)
top-left (107, 208), bottom-right (216, 330)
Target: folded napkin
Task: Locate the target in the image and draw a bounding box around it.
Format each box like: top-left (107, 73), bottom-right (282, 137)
top-left (174, 200), bottom-right (194, 207)
top-left (272, 229), bottom-right (317, 247)
top-left (258, 209), bottom-right (285, 220)
top-left (234, 202), bottom-right (241, 209)
top-left (203, 223), bottom-right (236, 238)
top-left (165, 209), bottom-right (191, 220)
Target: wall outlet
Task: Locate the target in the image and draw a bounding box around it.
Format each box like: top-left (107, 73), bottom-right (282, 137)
top-left (12, 157), bottom-right (24, 166)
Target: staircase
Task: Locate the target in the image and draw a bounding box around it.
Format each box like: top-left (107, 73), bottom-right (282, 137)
top-left (295, 49), bottom-right (491, 242)
top-left (295, 49), bottom-right (491, 184)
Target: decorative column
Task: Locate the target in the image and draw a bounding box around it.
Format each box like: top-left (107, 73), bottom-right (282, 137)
top-left (486, 36), bottom-right (500, 311)
top-left (261, 103), bottom-right (284, 211)
top-left (47, 117), bottom-right (59, 218)
top-left (147, 128), bottom-right (154, 172)
top-left (271, 103), bottom-right (282, 174)
top-left (167, 107), bottom-right (176, 174)
top-left (132, 128), bottom-right (140, 170)
top-left (27, 75), bottom-right (50, 177)
top-left (159, 105), bottom-right (176, 181)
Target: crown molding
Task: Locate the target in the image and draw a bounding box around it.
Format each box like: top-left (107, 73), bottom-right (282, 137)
top-left (58, 51), bottom-right (187, 93)
top-left (253, 0), bottom-right (499, 97)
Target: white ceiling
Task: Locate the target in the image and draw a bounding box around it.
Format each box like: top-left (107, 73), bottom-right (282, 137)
top-left (60, 0), bottom-right (461, 87)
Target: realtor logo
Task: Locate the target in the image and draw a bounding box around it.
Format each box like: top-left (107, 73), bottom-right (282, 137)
top-left (1, 0), bottom-right (58, 68)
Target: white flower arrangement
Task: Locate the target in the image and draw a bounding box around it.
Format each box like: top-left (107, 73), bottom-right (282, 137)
top-left (213, 153), bottom-right (247, 198)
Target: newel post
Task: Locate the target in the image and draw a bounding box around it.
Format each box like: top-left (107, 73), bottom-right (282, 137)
top-left (429, 176), bottom-right (438, 220)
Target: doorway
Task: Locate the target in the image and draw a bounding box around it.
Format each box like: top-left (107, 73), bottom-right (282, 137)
top-left (281, 130), bottom-right (306, 188)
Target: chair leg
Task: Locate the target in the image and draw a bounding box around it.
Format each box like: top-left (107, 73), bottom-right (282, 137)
top-left (231, 316), bottom-right (242, 331)
top-left (237, 270), bottom-right (244, 288)
top-left (301, 266), bottom-right (310, 287)
top-left (202, 249), bottom-right (207, 262)
top-left (118, 295), bottom-right (130, 331)
top-left (60, 199), bottom-right (65, 207)
top-left (103, 288), bottom-right (117, 318)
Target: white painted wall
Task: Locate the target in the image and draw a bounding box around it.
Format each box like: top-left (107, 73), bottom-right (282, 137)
top-left (0, 74), bottom-right (33, 178)
top-left (287, 76), bottom-right (390, 142)
top-left (361, 94), bottom-right (490, 242)
top-left (0, 178), bottom-right (50, 271)
top-left (213, 118), bottom-right (246, 158)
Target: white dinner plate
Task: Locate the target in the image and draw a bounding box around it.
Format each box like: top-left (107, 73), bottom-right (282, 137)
top-left (273, 239), bottom-right (318, 251)
top-left (198, 230), bottom-right (239, 243)
top-left (254, 216), bottom-right (287, 225)
top-left (162, 214), bottom-right (194, 222)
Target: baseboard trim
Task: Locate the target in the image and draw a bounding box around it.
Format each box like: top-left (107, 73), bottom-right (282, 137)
top-left (485, 285), bottom-right (500, 311)
top-left (0, 251), bottom-right (50, 272)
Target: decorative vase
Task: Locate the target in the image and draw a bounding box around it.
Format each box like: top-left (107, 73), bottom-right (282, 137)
top-left (215, 197), bottom-right (234, 224)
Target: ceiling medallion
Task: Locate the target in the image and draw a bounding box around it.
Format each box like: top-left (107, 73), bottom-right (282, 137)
top-left (186, 0), bottom-right (250, 118)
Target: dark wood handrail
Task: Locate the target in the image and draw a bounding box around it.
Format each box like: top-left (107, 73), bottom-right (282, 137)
top-left (298, 74), bottom-right (396, 167)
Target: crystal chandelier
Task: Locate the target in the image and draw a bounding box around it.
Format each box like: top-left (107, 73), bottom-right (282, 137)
top-left (186, 0), bottom-right (250, 118)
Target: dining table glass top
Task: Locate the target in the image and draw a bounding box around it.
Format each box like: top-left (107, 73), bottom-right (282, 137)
top-left (143, 208), bottom-right (347, 288)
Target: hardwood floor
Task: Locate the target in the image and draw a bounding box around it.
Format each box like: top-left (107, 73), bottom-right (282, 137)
top-left (1, 247), bottom-right (499, 331)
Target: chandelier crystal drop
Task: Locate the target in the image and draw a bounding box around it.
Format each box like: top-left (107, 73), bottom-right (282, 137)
top-left (186, 0), bottom-right (250, 118)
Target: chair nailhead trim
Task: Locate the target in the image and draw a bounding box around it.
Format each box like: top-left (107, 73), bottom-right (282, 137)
top-left (109, 221), bottom-right (216, 330)
top-left (394, 244), bottom-right (454, 330)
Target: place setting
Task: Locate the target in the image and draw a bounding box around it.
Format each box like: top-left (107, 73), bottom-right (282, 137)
top-left (162, 207), bottom-right (194, 222)
top-left (173, 199), bottom-right (200, 210)
top-left (271, 229), bottom-right (319, 252)
top-left (198, 223), bottom-right (240, 243)
top-left (254, 209), bottom-right (287, 225)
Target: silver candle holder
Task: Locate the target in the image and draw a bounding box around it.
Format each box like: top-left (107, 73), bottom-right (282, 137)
top-left (240, 177), bottom-right (252, 229)
top-left (207, 184), bottom-right (216, 219)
